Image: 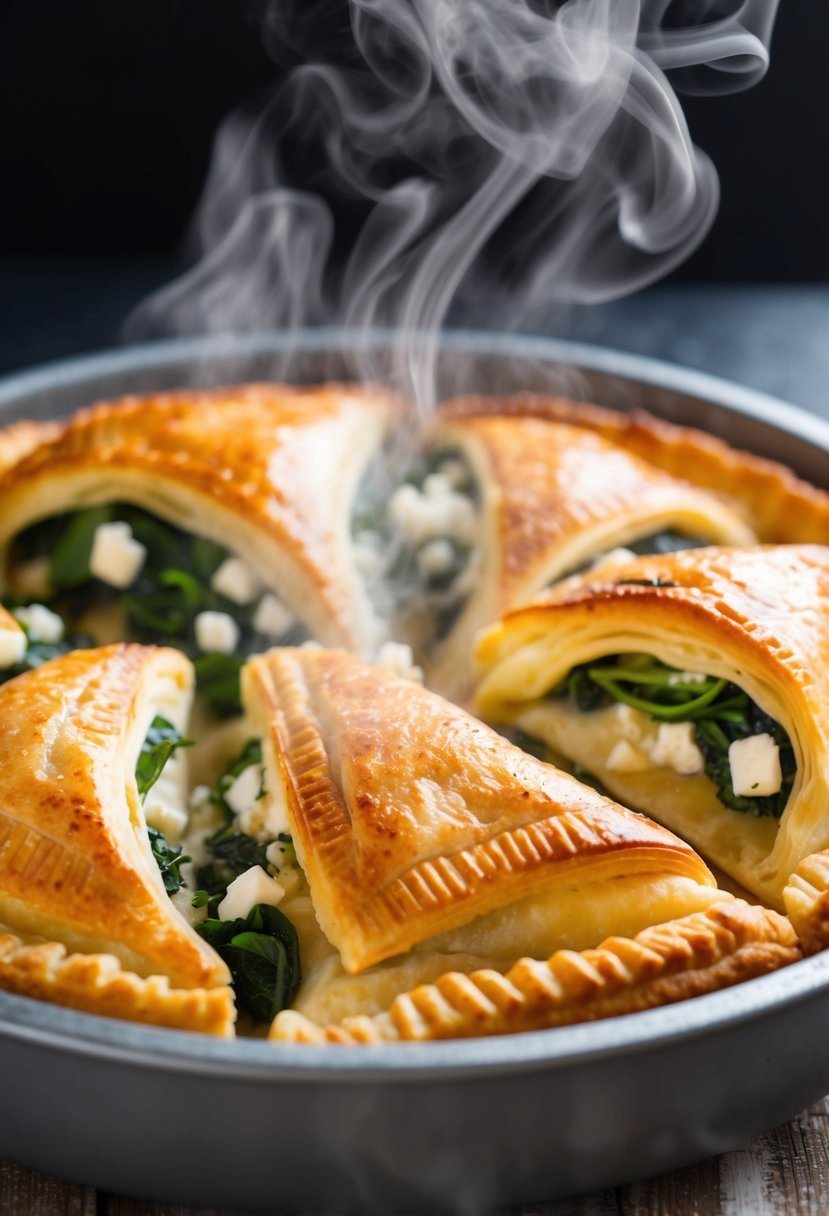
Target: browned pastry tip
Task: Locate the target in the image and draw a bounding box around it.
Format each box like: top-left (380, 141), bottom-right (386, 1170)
top-left (440, 393), bottom-right (829, 544)
top-left (271, 900), bottom-right (800, 1044)
top-left (0, 932), bottom-right (236, 1036)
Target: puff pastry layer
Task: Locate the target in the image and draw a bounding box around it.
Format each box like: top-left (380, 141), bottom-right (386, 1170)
top-left (0, 643), bottom-right (228, 990)
top-left (243, 647), bottom-right (718, 976)
top-left (440, 393), bottom-right (829, 544)
top-left (423, 412), bottom-right (754, 699)
top-left (271, 899), bottom-right (800, 1043)
top-left (475, 544), bottom-right (829, 907)
top-left (0, 930), bottom-right (234, 1036)
top-left (0, 384), bottom-right (394, 652)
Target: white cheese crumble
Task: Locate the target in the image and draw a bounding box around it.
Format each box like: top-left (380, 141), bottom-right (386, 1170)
top-left (605, 739), bottom-right (652, 773)
top-left (224, 764), bottom-right (263, 818)
top-left (210, 557), bottom-right (262, 605)
top-left (667, 670), bottom-right (709, 686)
top-left (388, 481), bottom-right (477, 548)
top-left (650, 722), bottom-right (704, 776)
top-left (143, 797), bottom-right (188, 844)
top-left (252, 593), bottom-right (296, 639)
top-left (217, 866), bottom-right (285, 921)
top-left (417, 538), bottom-right (456, 578)
top-left (589, 547), bottom-right (637, 570)
top-left (376, 640), bottom-right (423, 683)
top-left (12, 603), bottom-right (63, 644)
top-left (728, 733), bottom-right (782, 797)
top-left (89, 521), bottom-right (147, 589)
top-left (0, 627), bottom-right (26, 668)
top-left (194, 610), bottom-right (239, 655)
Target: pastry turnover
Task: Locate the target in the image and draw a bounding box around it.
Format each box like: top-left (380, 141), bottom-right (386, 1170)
top-left (271, 899), bottom-right (800, 1043)
top-left (475, 544), bottom-right (829, 908)
top-left (417, 412), bottom-right (754, 699)
top-left (0, 643), bottom-right (229, 993)
top-left (242, 647), bottom-right (720, 997)
top-left (0, 383), bottom-right (394, 653)
top-left (440, 393), bottom-right (829, 544)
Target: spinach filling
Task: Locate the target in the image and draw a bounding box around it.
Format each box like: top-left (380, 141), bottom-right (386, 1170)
top-left (136, 715), bottom-right (193, 895)
top-left (9, 505), bottom-right (306, 715)
top-left (192, 740), bottom-right (301, 1022)
top-left (556, 654), bottom-right (795, 818)
top-left (557, 530), bottom-right (709, 584)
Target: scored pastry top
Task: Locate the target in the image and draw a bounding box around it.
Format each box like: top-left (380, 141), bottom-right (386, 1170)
top-left (0, 642), bottom-right (228, 991)
top-left (243, 647), bottom-right (716, 975)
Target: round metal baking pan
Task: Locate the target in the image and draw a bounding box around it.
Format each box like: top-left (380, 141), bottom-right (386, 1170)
top-left (0, 329), bottom-right (828, 1212)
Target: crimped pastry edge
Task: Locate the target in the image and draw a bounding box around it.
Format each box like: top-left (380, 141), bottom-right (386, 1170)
top-left (784, 851), bottom-right (829, 956)
top-left (271, 899), bottom-right (800, 1044)
top-left (0, 931), bottom-right (236, 1037)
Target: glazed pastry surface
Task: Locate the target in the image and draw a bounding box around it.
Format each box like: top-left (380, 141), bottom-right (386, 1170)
top-left (243, 647), bottom-right (718, 978)
top-left (424, 412), bottom-right (754, 698)
top-left (0, 643), bottom-right (228, 990)
top-left (440, 393), bottom-right (829, 544)
top-left (0, 384), bottom-right (394, 652)
top-left (475, 544), bottom-right (829, 906)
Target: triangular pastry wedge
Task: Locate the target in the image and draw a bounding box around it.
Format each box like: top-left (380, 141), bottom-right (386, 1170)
top-left (0, 930), bottom-right (234, 1036)
top-left (271, 899), bottom-right (800, 1043)
top-left (0, 383), bottom-right (393, 653)
top-left (440, 393), bottom-right (829, 544)
top-left (0, 643), bottom-right (228, 990)
top-left (410, 412), bottom-right (754, 699)
top-left (475, 544), bottom-right (829, 908)
top-left (242, 648), bottom-right (719, 978)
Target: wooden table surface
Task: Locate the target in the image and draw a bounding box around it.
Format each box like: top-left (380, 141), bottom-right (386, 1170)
top-left (5, 1096), bottom-right (829, 1216)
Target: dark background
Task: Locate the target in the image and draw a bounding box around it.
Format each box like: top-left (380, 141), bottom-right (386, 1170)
top-left (0, 1), bottom-right (825, 280)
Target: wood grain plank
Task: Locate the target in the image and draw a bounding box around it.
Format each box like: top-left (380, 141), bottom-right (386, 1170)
top-left (0, 1161), bottom-right (96, 1216)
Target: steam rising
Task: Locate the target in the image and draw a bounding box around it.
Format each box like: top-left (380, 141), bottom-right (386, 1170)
top-left (126, 0), bottom-right (780, 412)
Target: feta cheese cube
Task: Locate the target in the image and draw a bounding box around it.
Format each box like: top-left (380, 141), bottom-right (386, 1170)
top-left (224, 763), bottom-right (263, 818)
top-left (377, 640), bottom-right (423, 683)
top-left (210, 557), bottom-right (262, 605)
top-left (651, 722), bottom-right (704, 776)
top-left (217, 865), bottom-right (285, 921)
top-left (195, 610), bottom-right (239, 655)
top-left (252, 593), bottom-right (296, 639)
top-left (13, 603), bottom-right (64, 644)
top-left (143, 797), bottom-right (188, 844)
top-left (610, 702), bottom-right (649, 744)
top-left (89, 522), bottom-right (147, 589)
top-left (728, 733), bottom-right (782, 797)
top-left (417, 538), bottom-right (456, 579)
top-left (605, 739), bottom-right (652, 773)
top-left (0, 626), bottom-right (26, 668)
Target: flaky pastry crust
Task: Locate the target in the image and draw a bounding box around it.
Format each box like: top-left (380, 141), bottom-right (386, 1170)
top-left (271, 899), bottom-right (800, 1043)
top-left (424, 412), bottom-right (754, 700)
top-left (440, 393), bottom-right (829, 544)
top-left (0, 643), bottom-right (227, 989)
top-left (0, 930), bottom-right (235, 1036)
top-left (243, 647), bottom-right (717, 976)
top-left (475, 544), bottom-right (829, 907)
top-left (0, 383), bottom-right (394, 652)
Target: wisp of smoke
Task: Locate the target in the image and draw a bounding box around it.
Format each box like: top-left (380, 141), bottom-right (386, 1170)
top-left (125, 0), bottom-right (781, 414)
